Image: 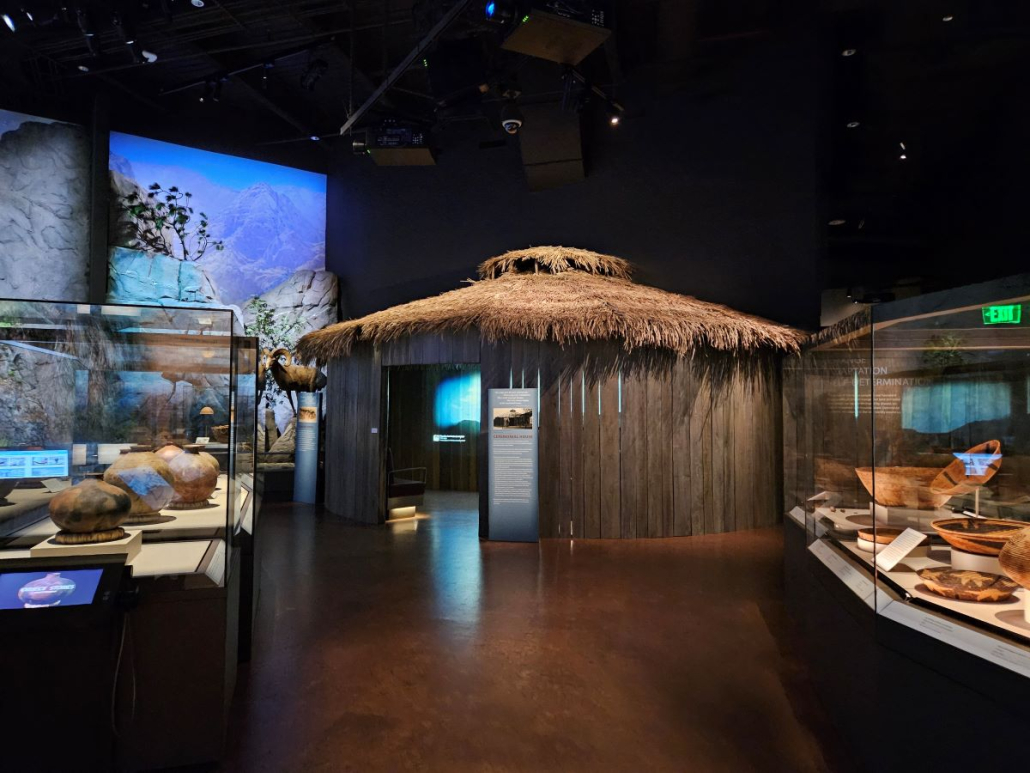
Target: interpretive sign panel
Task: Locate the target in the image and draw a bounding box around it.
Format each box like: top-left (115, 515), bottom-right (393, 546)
top-left (488, 388), bottom-right (539, 542)
top-left (294, 391), bottom-right (320, 504)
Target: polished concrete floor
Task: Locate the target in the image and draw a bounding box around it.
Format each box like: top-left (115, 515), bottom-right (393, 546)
top-left (224, 492), bottom-right (850, 773)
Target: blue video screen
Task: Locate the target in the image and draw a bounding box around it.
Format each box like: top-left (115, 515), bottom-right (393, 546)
top-left (0, 569), bottom-right (103, 609)
top-left (0, 450), bottom-right (69, 480)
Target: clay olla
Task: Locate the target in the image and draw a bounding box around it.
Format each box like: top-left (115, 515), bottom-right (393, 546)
top-left (167, 444), bottom-right (220, 509)
top-left (103, 446), bottom-right (176, 519)
top-left (48, 478), bottom-right (131, 544)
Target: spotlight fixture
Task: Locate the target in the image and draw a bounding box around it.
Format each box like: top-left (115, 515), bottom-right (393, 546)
top-left (841, 48), bottom-right (856, 57)
top-left (943, 15), bottom-right (954, 22)
top-left (2, 13), bottom-right (15, 31)
top-left (77, 64), bottom-right (89, 72)
top-left (142, 49), bottom-right (158, 63)
top-left (351, 131), bottom-right (369, 155)
top-left (846, 121), bottom-right (860, 128)
top-left (21, 7), bottom-right (32, 23)
top-left (606, 104), bottom-right (622, 126)
top-left (191, 0), bottom-right (205, 6)
top-left (828, 219), bottom-right (846, 226)
top-left (899, 154), bottom-right (907, 160)
top-left (310, 135), bottom-right (320, 142)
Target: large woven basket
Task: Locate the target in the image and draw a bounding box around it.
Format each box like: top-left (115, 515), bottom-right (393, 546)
top-left (855, 467), bottom-right (949, 509)
top-left (999, 527), bottom-right (1030, 587)
top-left (930, 439), bottom-right (1002, 494)
top-left (931, 517), bottom-right (1028, 557)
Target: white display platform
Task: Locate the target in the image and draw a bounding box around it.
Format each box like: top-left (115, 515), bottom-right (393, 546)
top-left (128, 540), bottom-right (212, 578)
top-left (30, 527), bottom-right (142, 561)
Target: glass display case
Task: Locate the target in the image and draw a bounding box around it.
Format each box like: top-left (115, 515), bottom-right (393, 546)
top-left (0, 300), bottom-right (257, 585)
top-left (786, 277), bottom-right (1030, 677)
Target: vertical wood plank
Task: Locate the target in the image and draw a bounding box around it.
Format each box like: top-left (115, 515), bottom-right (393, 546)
top-left (582, 377), bottom-right (601, 539)
top-left (710, 376), bottom-right (730, 535)
top-left (689, 368), bottom-right (712, 536)
top-left (599, 373), bottom-right (621, 539)
top-left (621, 370), bottom-right (648, 539)
top-left (671, 359), bottom-right (692, 536)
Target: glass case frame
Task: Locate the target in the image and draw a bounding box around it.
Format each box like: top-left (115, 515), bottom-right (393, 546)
top-left (0, 299), bottom-right (257, 586)
top-left (786, 275), bottom-right (1030, 677)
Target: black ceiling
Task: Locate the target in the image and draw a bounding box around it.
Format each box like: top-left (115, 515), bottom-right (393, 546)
top-left (1, 0), bottom-right (1027, 298)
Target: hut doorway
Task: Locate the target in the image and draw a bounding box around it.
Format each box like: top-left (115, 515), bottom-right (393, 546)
top-left (384, 365), bottom-right (481, 517)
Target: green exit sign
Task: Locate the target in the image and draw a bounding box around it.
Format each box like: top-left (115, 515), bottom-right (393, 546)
top-left (982, 304), bottom-right (1022, 325)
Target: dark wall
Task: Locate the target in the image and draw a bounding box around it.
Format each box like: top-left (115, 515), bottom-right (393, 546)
top-left (326, 27), bottom-right (824, 330)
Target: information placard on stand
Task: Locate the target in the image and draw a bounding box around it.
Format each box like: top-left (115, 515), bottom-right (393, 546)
top-left (487, 388), bottom-right (539, 542)
top-left (294, 391), bottom-right (320, 504)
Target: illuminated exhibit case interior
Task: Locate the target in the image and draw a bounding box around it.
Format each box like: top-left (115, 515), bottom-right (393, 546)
top-left (783, 273), bottom-right (1030, 768)
top-left (0, 299), bottom-right (256, 556)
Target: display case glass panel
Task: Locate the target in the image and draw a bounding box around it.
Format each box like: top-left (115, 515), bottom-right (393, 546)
top-left (0, 300), bottom-right (254, 585)
top-left (788, 281), bottom-right (1030, 674)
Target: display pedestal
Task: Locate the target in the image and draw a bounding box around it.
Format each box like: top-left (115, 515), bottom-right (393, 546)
top-left (951, 548), bottom-right (1002, 575)
top-left (30, 527), bottom-right (142, 561)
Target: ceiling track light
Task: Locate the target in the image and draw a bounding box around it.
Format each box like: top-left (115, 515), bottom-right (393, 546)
top-left (942, 15), bottom-right (954, 22)
top-left (2, 13), bottom-right (15, 31)
top-left (606, 103), bottom-right (622, 127)
top-left (841, 48), bottom-right (856, 57)
top-left (846, 121), bottom-right (860, 129)
top-left (828, 219), bottom-right (846, 226)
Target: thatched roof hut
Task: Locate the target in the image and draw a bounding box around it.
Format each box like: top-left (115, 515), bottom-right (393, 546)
top-left (297, 246), bottom-right (804, 364)
top-left (305, 246), bottom-right (799, 541)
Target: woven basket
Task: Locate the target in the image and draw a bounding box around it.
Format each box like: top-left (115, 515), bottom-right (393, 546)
top-left (855, 467), bottom-right (949, 509)
top-left (930, 439), bottom-right (1002, 494)
top-left (999, 527), bottom-right (1030, 587)
top-left (931, 517), bottom-right (1028, 557)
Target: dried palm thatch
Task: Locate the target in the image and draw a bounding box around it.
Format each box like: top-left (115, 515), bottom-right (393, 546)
top-left (297, 246), bottom-right (806, 365)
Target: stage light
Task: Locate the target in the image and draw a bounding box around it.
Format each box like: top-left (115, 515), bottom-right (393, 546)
top-left (21, 8), bottom-right (32, 23)
top-left (847, 121), bottom-right (860, 128)
top-left (899, 154), bottom-right (907, 160)
top-left (191, 0), bottom-right (205, 6)
top-left (607, 103), bottom-right (622, 126)
top-left (78, 64), bottom-right (89, 72)
top-left (310, 135), bottom-right (320, 141)
top-left (500, 100), bottom-right (523, 134)
top-left (943, 15), bottom-right (954, 22)
top-left (2, 13), bottom-right (15, 31)
top-left (841, 48), bottom-right (856, 57)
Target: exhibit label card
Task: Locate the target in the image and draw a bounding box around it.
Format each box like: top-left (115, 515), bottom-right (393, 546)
top-left (875, 527), bottom-right (926, 571)
top-left (487, 388), bottom-right (539, 542)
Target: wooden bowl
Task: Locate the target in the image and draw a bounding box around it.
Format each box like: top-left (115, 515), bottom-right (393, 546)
top-left (917, 567), bottom-right (1019, 602)
top-left (855, 467), bottom-right (950, 509)
top-left (856, 526), bottom-right (904, 554)
top-left (931, 517), bottom-right (1028, 556)
top-left (999, 527), bottom-right (1030, 588)
top-left (930, 440), bottom-right (1002, 495)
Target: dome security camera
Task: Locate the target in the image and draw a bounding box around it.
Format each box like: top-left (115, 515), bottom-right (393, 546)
top-left (500, 101), bottom-right (523, 135)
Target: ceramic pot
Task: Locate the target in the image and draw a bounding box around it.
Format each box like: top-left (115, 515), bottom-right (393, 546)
top-left (168, 444), bottom-right (219, 509)
top-left (0, 479), bottom-right (17, 501)
top-left (155, 444), bottom-right (184, 464)
top-left (18, 572), bottom-right (77, 608)
top-left (103, 445), bottom-right (175, 518)
top-left (48, 478), bottom-right (131, 543)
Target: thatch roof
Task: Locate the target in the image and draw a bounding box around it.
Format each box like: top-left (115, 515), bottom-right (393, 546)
top-left (297, 246), bottom-right (805, 363)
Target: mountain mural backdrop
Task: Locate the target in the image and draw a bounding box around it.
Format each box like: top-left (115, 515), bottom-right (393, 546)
top-left (107, 131), bottom-right (328, 307)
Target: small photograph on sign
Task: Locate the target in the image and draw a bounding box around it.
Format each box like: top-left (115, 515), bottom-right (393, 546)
top-left (492, 407), bottom-right (534, 429)
top-left (299, 406), bottom-right (318, 423)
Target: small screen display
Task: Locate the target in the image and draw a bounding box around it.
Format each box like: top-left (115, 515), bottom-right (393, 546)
top-left (0, 569), bottom-right (103, 609)
top-left (0, 450), bottom-right (69, 480)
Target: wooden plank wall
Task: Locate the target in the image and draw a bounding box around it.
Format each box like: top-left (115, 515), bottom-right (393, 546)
top-left (478, 341), bottom-right (784, 538)
top-left (324, 345), bottom-right (383, 524)
top-left (325, 332), bottom-right (784, 536)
